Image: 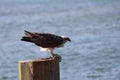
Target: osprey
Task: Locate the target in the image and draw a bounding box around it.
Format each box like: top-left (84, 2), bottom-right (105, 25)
top-left (21, 30), bottom-right (71, 58)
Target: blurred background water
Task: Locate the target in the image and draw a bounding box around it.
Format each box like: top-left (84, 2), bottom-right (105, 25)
top-left (0, 0), bottom-right (120, 80)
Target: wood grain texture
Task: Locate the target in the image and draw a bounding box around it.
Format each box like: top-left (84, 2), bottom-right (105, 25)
top-left (18, 57), bottom-right (60, 80)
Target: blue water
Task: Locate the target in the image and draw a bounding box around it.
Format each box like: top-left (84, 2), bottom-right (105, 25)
top-left (0, 0), bottom-right (120, 80)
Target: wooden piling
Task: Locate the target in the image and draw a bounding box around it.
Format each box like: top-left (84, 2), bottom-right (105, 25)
top-left (18, 56), bottom-right (60, 80)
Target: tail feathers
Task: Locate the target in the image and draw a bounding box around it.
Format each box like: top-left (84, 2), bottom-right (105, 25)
top-left (24, 30), bottom-right (35, 37)
top-left (24, 30), bottom-right (33, 33)
top-left (21, 36), bottom-right (33, 43)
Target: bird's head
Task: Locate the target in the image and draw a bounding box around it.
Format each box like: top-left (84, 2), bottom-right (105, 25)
top-left (62, 36), bottom-right (71, 42)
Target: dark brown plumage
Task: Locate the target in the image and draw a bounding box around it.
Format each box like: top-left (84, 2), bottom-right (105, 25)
top-left (21, 30), bottom-right (71, 57)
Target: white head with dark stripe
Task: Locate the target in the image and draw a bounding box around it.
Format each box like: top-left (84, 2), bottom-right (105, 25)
top-left (61, 36), bottom-right (71, 43)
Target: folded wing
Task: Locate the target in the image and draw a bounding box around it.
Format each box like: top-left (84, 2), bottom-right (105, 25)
top-left (21, 30), bottom-right (64, 48)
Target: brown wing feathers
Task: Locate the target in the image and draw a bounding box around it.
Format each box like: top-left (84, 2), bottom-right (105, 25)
top-left (21, 30), bottom-right (64, 48)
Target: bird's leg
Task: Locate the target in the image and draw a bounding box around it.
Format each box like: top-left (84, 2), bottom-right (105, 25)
top-left (47, 48), bottom-right (62, 62)
top-left (47, 48), bottom-right (54, 57)
top-left (50, 51), bottom-right (54, 58)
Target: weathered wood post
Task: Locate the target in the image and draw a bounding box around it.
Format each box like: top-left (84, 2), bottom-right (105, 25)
top-left (18, 56), bottom-right (60, 80)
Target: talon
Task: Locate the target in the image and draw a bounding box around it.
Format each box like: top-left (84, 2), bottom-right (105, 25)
top-left (53, 54), bottom-right (62, 62)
